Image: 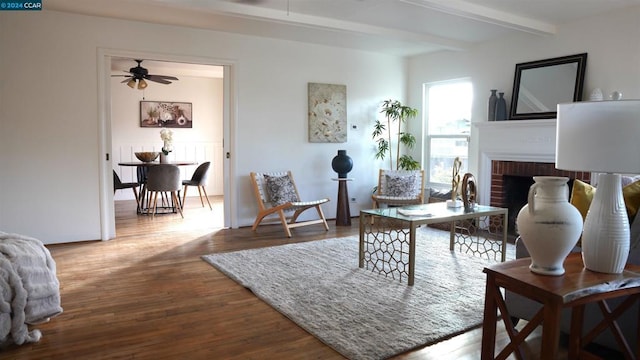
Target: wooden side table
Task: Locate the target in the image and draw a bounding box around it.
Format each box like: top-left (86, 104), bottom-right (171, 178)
top-left (481, 253), bottom-right (640, 359)
top-left (333, 178), bottom-right (353, 226)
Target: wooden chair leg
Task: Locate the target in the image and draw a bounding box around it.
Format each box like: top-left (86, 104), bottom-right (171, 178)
top-left (316, 205), bottom-right (329, 231)
top-left (196, 186), bottom-right (205, 207)
top-left (131, 187), bottom-right (140, 212)
top-left (200, 186), bottom-right (213, 210)
top-left (172, 191), bottom-right (184, 218)
top-left (278, 210), bottom-right (292, 238)
top-left (370, 200), bottom-right (378, 224)
top-left (252, 213), bottom-right (267, 231)
top-left (141, 184), bottom-right (150, 210)
top-left (181, 185), bottom-right (188, 208)
top-left (147, 191), bottom-right (156, 217)
top-left (291, 209), bottom-right (305, 223)
top-left (152, 192), bottom-right (159, 218)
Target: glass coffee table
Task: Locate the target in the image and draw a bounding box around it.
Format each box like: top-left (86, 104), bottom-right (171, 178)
top-left (359, 202), bottom-right (508, 285)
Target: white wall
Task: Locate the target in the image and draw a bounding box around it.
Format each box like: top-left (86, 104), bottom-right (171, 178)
top-left (0, 10), bottom-right (405, 243)
top-left (407, 6), bottom-right (640, 192)
top-left (111, 76), bottom-right (224, 199)
top-left (8, 7), bottom-right (634, 244)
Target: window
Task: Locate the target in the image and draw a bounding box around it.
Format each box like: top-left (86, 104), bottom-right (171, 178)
top-left (424, 80), bottom-right (472, 190)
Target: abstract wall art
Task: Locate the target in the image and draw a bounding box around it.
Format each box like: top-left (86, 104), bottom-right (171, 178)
top-left (308, 83), bottom-right (347, 143)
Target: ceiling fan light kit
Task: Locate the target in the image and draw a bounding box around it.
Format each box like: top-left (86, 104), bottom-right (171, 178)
top-left (113, 59), bottom-right (178, 90)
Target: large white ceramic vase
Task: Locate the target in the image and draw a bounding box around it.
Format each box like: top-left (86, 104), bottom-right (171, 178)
top-left (516, 176), bottom-right (584, 276)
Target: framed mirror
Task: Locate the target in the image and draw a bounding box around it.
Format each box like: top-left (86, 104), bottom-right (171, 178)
top-left (509, 53), bottom-right (587, 120)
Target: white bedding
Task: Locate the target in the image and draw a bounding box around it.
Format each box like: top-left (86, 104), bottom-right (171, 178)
top-left (0, 231), bottom-right (63, 345)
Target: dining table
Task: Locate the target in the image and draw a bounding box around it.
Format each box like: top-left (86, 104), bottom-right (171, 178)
top-left (117, 161), bottom-right (198, 214)
top-left (118, 161), bottom-right (198, 167)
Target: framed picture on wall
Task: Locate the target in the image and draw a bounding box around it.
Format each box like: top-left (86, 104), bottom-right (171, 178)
top-left (140, 101), bottom-right (193, 128)
top-left (308, 83), bottom-right (347, 143)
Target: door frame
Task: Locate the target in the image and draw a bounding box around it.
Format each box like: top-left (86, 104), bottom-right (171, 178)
top-left (97, 48), bottom-right (237, 240)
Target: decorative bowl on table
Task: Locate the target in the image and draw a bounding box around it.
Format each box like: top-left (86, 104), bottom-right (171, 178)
top-left (134, 152), bottom-right (160, 163)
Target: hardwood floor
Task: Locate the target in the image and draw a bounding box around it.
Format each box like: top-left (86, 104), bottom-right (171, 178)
top-left (3, 197), bottom-right (565, 359)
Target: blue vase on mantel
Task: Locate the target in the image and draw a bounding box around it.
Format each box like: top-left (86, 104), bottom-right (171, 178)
top-left (331, 150), bottom-right (353, 178)
top-left (495, 92), bottom-right (508, 121)
top-left (488, 89), bottom-right (498, 121)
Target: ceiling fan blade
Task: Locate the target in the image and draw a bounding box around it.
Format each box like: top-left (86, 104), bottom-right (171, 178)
top-left (112, 69), bottom-right (134, 77)
top-left (121, 78), bottom-right (131, 83)
top-left (147, 74), bottom-right (179, 81)
top-left (116, 60), bottom-right (179, 87)
top-left (146, 77), bottom-right (173, 85)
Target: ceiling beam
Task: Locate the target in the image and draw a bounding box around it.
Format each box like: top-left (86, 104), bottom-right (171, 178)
top-left (400, 0), bottom-right (557, 35)
top-left (151, 0), bottom-right (469, 51)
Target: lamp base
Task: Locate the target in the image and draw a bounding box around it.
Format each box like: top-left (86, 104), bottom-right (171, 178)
top-left (582, 173), bottom-right (630, 274)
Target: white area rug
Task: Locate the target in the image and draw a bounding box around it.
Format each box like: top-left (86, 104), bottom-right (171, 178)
top-left (202, 227), bottom-right (514, 360)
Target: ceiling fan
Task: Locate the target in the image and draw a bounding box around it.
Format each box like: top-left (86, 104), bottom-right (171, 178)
top-left (112, 59), bottom-right (179, 89)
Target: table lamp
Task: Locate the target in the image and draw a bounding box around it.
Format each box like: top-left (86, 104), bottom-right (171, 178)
top-left (556, 100), bottom-right (640, 274)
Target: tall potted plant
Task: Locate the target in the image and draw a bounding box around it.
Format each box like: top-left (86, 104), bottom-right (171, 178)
top-left (372, 99), bottom-right (420, 170)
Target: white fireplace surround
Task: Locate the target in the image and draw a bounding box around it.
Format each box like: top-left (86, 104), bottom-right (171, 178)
top-left (474, 119), bottom-right (557, 206)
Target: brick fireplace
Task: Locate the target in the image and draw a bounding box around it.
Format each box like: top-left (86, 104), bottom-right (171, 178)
top-left (475, 119), bottom-right (593, 235)
top-left (490, 160), bottom-right (591, 208)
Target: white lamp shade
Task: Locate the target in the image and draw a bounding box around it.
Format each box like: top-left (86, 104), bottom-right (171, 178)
top-left (556, 100), bottom-right (640, 173)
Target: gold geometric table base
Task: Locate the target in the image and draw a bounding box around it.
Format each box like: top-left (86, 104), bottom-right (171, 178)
top-left (359, 204), bottom-right (508, 286)
top-left (361, 216), bottom-right (412, 282)
top-left (452, 215), bottom-right (505, 262)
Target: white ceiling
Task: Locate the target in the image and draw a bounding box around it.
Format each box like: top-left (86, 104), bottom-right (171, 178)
top-left (47, 0), bottom-right (640, 57)
top-left (47, 0), bottom-right (640, 77)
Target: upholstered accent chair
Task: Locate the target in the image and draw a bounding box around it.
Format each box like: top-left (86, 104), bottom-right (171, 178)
top-left (113, 170), bottom-right (140, 211)
top-left (250, 171), bottom-right (330, 237)
top-left (371, 169), bottom-right (425, 209)
top-left (146, 164), bottom-right (183, 218)
top-left (182, 162), bottom-right (212, 210)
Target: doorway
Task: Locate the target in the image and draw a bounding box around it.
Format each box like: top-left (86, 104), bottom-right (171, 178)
top-left (98, 49), bottom-right (237, 240)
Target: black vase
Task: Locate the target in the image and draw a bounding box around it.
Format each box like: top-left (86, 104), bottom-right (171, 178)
top-left (495, 92), bottom-right (508, 121)
top-left (331, 150), bottom-right (353, 178)
top-left (488, 89), bottom-right (498, 121)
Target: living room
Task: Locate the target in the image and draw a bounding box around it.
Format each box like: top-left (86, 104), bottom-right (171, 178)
top-left (1, 1), bottom-right (640, 358)
top-left (1, 3), bottom-right (639, 244)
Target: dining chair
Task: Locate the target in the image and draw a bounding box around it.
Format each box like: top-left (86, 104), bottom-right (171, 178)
top-left (113, 170), bottom-right (140, 211)
top-left (182, 162), bottom-right (212, 210)
top-left (136, 166), bottom-right (149, 185)
top-left (145, 164), bottom-right (183, 218)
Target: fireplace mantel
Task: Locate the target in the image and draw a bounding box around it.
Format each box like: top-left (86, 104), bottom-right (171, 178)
top-left (474, 119), bottom-right (557, 158)
top-left (474, 119), bottom-right (557, 205)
